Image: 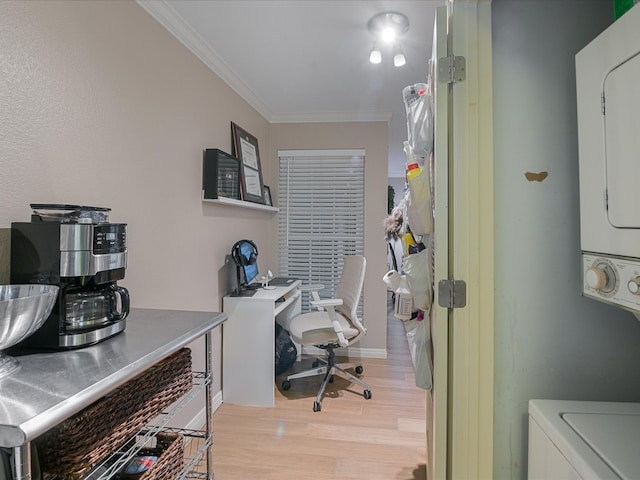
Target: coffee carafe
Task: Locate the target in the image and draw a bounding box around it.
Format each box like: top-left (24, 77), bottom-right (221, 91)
top-left (11, 204), bottom-right (129, 350)
top-left (64, 283), bottom-right (130, 332)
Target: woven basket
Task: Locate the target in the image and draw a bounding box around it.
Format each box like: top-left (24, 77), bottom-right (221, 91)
top-left (127, 432), bottom-right (184, 480)
top-left (36, 348), bottom-right (192, 480)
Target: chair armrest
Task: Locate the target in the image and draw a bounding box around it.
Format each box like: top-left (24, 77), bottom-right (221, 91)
top-left (299, 283), bottom-right (325, 292)
top-left (310, 298), bottom-right (343, 308)
top-left (314, 300), bottom-right (348, 347)
top-left (302, 284), bottom-right (326, 308)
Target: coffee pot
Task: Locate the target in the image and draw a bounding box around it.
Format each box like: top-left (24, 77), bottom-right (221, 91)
top-left (64, 284), bottom-right (129, 332)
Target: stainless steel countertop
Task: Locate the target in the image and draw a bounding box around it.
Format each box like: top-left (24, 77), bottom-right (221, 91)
top-left (0, 308), bottom-right (226, 448)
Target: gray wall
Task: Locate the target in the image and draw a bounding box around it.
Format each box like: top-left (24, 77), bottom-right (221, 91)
top-left (492, 1), bottom-right (640, 478)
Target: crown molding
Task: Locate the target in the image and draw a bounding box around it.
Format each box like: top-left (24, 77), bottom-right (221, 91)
top-left (136, 0), bottom-right (274, 121)
top-left (271, 110), bottom-right (392, 124)
top-left (136, 1), bottom-right (390, 125)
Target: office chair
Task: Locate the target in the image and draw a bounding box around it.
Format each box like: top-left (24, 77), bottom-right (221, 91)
top-left (281, 255), bottom-right (372, 412)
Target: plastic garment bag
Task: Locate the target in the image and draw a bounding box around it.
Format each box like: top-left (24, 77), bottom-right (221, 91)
top-left (402, 83), bottom-right (434, 158)
top-left (405, 315), bottom-right (433, 390)
top-left (403, 245), bottom-right (432, 311)
top-left (406, 166), bottom-right (433, 236)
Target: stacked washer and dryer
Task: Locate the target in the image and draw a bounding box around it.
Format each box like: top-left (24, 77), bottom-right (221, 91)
top-left (528, 5), bottom-right (640, 479)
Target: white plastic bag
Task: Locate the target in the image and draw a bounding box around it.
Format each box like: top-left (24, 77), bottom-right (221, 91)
top-left (406, 166), bottom-right (433, 236)
top-left (403, 141), bottom-right (433, 236)
top-left (403, 246), bottom-right (432, 311)
top-left (403, 83), bottom-right (434, 158)
top-left (405, 317), bottom-right (433, 390)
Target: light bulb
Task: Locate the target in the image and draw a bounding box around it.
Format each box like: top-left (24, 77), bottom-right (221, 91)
top-left (393, 51), bottom-right (406, 67)
top-left (381, 27), bottom-right (396, 43)
top-left (370, 48), bottom-right (382, 64)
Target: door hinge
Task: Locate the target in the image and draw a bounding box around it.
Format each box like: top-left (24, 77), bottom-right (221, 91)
top-left (601, 92), bottom-right (606, 115)
top-left (438, 279), bottom-right (467, 309)
top-left (438, 56), bottom-right (466, 84)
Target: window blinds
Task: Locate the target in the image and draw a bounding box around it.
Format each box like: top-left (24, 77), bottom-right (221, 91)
top-left (278, 149), bottom-right (365, 312)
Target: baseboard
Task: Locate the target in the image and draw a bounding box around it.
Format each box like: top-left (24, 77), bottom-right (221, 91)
top-left (184, 390), bottom-right (223, 432)
top-left (301, 345), bottom-right (387, 359)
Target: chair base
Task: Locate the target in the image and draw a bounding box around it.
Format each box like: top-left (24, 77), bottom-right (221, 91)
top-left (282, 348), bottom-right (372, 412)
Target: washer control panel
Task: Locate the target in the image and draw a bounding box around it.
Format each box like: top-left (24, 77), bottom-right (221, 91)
top-left (583, 252), bottom-right (640, 313)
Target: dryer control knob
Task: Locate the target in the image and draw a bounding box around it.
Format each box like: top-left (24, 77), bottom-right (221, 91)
top-left (628, 278), bottom-right (640, 295)
top-left (585, 267), bottom-right (609, 291)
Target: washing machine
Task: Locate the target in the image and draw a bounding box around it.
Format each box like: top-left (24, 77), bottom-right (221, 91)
top-left (528, 399), bottom-right (640, 479)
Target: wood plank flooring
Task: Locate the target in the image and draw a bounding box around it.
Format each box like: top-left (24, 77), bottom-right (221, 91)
top-left (211, 297), bottom-right (427, 480)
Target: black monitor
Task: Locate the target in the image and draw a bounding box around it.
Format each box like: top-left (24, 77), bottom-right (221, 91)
top-left (231, 239), bottom-right (259, 294)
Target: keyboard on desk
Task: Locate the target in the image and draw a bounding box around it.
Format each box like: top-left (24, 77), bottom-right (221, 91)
top-left (269, 277), bottom-right (298, 286)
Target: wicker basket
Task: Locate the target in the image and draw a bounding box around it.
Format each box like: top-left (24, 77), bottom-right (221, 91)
top-left (125, 432), bottom-right (184, 480)
top-left (36, 348), bottom-right (192, 480)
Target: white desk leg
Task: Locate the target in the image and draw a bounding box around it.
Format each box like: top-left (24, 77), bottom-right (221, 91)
top-left (223, 299), bottom-right (276, 407)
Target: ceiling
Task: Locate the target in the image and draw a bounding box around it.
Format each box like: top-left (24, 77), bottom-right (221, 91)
top-left (139, 0), bottom-right (444, 177)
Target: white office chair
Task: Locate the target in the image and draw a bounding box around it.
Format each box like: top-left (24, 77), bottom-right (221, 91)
top-left (281, 255), bottom-right (372, 412)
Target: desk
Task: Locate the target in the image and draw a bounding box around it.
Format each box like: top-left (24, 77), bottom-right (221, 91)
top-left (222, 281), bottom-right (301, 407)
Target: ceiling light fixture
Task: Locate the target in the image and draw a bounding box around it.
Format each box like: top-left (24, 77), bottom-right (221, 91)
top-left (367, 11), bottom-right (409, 67)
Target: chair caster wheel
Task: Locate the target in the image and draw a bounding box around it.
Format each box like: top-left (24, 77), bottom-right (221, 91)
top-left (282, 380), bottom-right (291, 391)
top-left (312, 360), bottom-right (320, 368)
top-left (313, 401), bottom-right (322, 412)
top-left (355, 365), bottom-right (364, 374)
top-left (364, 389), bottom-right (372, 400)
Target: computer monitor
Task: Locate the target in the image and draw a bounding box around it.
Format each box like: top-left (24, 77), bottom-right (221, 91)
top-left (231, 239), bottom-right (259, 293)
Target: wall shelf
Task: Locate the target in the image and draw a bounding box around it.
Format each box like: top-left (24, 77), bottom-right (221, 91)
top-left (202, 195), bottom-right (278, 213)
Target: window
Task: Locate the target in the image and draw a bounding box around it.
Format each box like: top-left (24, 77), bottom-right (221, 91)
top-left (278, 149), bottom-right (365, 313)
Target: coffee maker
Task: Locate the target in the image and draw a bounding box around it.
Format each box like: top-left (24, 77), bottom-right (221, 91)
top-left (10, 204), bottom-right (129, 350)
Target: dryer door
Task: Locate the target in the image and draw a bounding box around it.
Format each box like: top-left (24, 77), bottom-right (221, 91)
top-left (604, 51), bottom-right (640, 228)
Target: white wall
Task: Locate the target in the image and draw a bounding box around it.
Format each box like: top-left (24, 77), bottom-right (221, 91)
top-left (0, 0), bottom-right (390, 414)
top-left (1, 0), bottom-right (253, 399)
top-left (492, 1), bottom-right (640, 478)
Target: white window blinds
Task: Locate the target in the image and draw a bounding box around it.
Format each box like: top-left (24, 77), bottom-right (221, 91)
top-left (278, 149), bottom-right (365, 312)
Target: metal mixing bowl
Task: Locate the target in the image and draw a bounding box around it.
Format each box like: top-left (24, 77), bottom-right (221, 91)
top-left (0, 284), bottom-right (59, 379)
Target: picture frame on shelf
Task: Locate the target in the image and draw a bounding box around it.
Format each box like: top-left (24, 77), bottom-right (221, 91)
top-left (202, 149), bottom-right (241, 200)
top-left (262, 185), bottom-right (273, 206)
top-left (231, 122), bottom-right (265, 204)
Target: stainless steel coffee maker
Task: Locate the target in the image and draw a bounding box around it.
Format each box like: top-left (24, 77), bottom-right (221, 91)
top-left (10, 204), bottom-right (129, 350)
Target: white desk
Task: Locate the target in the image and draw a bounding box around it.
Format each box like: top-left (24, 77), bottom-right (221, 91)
top-left (222, 280), bottom-right (301, 407)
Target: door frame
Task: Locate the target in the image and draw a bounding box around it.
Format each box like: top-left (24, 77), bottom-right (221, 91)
top-left (430, 1), bottom-right (495, 478)
top-left (429, 6), bottom-right (450, 480)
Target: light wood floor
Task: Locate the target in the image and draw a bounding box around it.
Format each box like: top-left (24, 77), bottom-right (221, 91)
top-left (211, 297), bottom-right (427, 480)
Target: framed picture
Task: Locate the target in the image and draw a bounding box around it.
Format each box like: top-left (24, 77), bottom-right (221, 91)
top-left (263, 185), bottom-right (273, 206)
top-left (202, 149), bottom-right (241, 200)
top-left (231, 122), bottom-right (264, 203)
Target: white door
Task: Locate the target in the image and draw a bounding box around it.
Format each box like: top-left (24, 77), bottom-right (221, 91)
top-left (449, 1), bottom-right (495, 478)
top-left (429, 6), bottom-right (449, 480)
top-left (430, 1), bottom-right (495, 479)
top-left (604, 52), bottom-right (640, 228)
